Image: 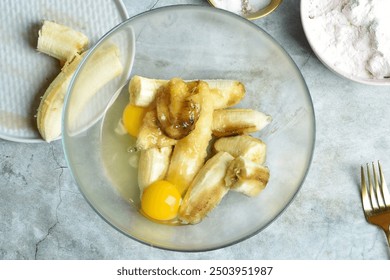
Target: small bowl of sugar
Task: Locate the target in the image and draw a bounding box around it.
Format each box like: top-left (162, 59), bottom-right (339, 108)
top-left (207, 0), bottom-right (282, 20)
top-left (301, 0), bottom-right (390, 85)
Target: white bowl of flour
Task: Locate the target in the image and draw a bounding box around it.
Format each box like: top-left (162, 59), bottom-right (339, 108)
top-left (301, 0), bottom-right (390, 85)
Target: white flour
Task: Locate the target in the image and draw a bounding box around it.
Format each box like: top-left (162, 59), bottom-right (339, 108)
top-left (306, 0), bottom-right (390, 79)
top-left (212, 0), bottom-right (271, 16)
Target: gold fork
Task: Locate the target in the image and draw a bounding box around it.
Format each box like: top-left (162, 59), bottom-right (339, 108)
top-left (361, 161), bottom-right (390, 246)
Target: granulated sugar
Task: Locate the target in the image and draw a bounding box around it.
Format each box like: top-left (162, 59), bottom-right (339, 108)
top-left (306, 0), bottom-right (390, 79)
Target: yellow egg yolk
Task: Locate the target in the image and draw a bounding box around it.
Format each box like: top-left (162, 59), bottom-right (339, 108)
top-left (141, 180), bottom-right (182, 221)
top-left (122, 104), bottom-right (146, 137)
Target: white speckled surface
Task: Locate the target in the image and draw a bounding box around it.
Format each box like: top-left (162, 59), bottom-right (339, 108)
top-left (1, 0), bottom-right (390, 259)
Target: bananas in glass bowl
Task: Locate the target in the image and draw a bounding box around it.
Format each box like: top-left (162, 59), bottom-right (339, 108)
top-left (62, 5), bottom-right (314, 251)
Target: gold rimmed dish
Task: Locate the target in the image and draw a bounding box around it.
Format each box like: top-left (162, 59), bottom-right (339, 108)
top-left (207, 0), bottom-right (282, 20)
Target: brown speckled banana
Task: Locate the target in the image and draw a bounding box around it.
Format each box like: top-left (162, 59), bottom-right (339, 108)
top-left (178, 151), bottom-right (234, 224)
top-left (136, 110), bottom-right (177, 150)
top-left (130, 75), bottom-right (271, 150)
top-left (128, 75), bottom-right (245, 109)
top-left (165, 81), bottom-right (216, 196)
top-left (136, 108), bottom-right (271, 149)
top-left (225, 156), bottom-right (270, 197)
top-left (212, 108), bottom-right (272, 137)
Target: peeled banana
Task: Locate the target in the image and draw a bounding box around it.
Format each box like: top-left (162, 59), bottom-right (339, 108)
top-left (129, 75), bottom-right (166, 107)
top-left (212, 108), bottom-right (272, 137)
top-left (37, 20), bottom-right (89, 63)
top-left (36, 21), bottom-right (90, 142)
top-left (138, 146), bottom-right (172, 197)
top-left (156, 78), bottom-right (202, 140)
top-left (213, 135), bottom-right (267, 164)
top-left (136, 110), bottom-right (177, 150)
top-left (66, 43), bottom-right (123, 129)
top-left (179, 151), bottom-right (234, 224)
top-left (36, 54), bottom-right (84, 142)
top-left (37, 43), bottom-right (123, 142)
top-left (128, 75), bottom-right (245, 109)
top-left (36, 20), bottom-right (123, 142)
top-left (165, 81), bottom-right (215, 196)
top-left (136, 107), bottom-right (271, 149)
top-left (225, 156), bottom-right (270, 197)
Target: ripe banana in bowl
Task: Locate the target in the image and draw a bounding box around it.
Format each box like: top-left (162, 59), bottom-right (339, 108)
top-left (155, 78), bottom-right (202, 140)
top-left (136, 107), bottom-right (271, 150)
top-left (212, 108), bottom-right (272, 137)
top-left (215, 135), bottom-right (270, 197)
top-left (214, 134), bottom-right (267, 164)
top-left (138, 146), bottom-right (172, 197)
top-left (136, 109), bottom-right (177, 150)
top-left (225, 156), bottom-right (270, 197)
top-left (178, 151), bottom-right (234, 224)
top-left (129, 76), bottom-right (166, 107)
top-left (165, 81), bottom-right (223, 196)
top-left (128, 75), bottom-right (246, 109)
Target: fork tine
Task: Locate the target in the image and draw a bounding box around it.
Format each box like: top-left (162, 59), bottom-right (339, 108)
top-left (372, 162), bottom-right (386, 209)
top-left (361, 165), bottom-right (373, 213)
top-left (378, 161), bottom-right (390, 207)
top-left (367, 163), bottom-right (379, 210)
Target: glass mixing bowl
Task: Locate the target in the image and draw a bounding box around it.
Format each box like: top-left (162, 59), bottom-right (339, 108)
top-left (63, 5), bottom-right (315, 252)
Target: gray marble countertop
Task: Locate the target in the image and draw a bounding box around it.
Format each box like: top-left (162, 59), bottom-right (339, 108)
top-left (1, 0), bottom-right (390, 260)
